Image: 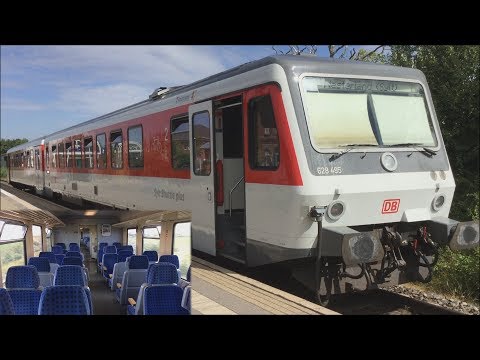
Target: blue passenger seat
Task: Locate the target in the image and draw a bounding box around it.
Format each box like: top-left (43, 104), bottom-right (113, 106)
top-left (38, 285), bottom-right (92, 315)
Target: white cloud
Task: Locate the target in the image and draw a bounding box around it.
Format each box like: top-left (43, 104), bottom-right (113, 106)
top-left (55, 83), bottom-right (149, 116)
top-left (1, 98), bottom-right (46, 111)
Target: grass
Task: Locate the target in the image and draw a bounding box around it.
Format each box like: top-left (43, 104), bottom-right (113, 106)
top-left (422, 246), bottom-right (480, 305)
top-left (0, 166), bottom-right (6, 180)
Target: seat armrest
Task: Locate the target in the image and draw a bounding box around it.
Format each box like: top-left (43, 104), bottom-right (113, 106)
top-left (128, 298), bottom-right (136, 306)
top-left (117, 283), bottom-right (122, 289)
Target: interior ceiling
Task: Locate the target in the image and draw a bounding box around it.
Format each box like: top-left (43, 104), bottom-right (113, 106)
top-left (0, 210), bottom-right (65, 228)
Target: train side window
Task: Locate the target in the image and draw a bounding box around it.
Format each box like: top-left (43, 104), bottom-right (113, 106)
top-left (127, 228), bottom-right (137, 254)
top-left (143, 226), bottom-right (161, 252)
top-left (192, 111), bottom-right (211, 176)
top-left (171, 116), bottom-right (190, 170)
top-left (0, 222), bottom-right (27, 285)
top-left (33, 225), bottom-right (42, 257)
top-left (51, 145), bottom-right (57, 168)
top-left (35, 149), bottom-right (40, 170)
top-left (248, 95), bottom-right (280, 170)
top-left (58, 143), bottom-right (65, 168)
top-left (65, 142), bottom-right (73, 168)
top-left (172, 222), bottom-right (191, 280)
top-left (46, 145), bottom-right (49, 169)
top-left (84, 137), bottom-right (94, 168)
top-left (128, 125), bottom-right (143, 168)
top-left (74, 139), bottom-right (82, 168)
top-left (96, 133), bottom-right (106, 169)
top-left (110, 130), bottom-right (123, 169)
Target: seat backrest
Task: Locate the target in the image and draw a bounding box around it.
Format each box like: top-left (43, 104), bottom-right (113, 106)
top-left (117, 250), bottom-right (133, 262)
top-left (69, 243), bottom-right (80, 252)
top-left (147, 263), bottom-right (179, 284)
top-left (134, 263), bottom-right (180, 315)
top-left (104, 245), bottom-right (117, 254)
top-left (117, 269), bottom-right (147, 305)
top-left (186, 266), bottom-right (191, 282)
top-left (0, 288), bottom-right (15, 315)
top-left (113, 242), bottom-right (122, 249)
top-left (181, 285), bottom-right (191, 313)
top-left (102, 253), bottom-right (118, 275)
top-left (8, 289), bottom-right (42, 315)
top-left (52, 245), bottom-right (63, 255)
top-left (54, 265), bottom-right (87, 286)
top-left (120, 245), bottom-right (134, 253)
top-left (62, 257), bottom-right (83, 266)
top-left (127, 255), bottom-right (149, 269)
top-left (28, 257), bottom-right (51, 273)
top-left (159, 255), bottom-right (180, 269)
top-left (55, 254), bottom-right (65, 265)
top-left (110, 262), bottom-right (127, 291)
top-left (56, 242), bottom-right (66, 250)
top-left (65, 251), bottom-right (82, 259)
top-left (39, 252), bottom-right (57, 264)
top-left (143, 251), bottom-right (158, 262)
top-left (143, 285), bottom-right (186, 315)
top-left (38, 285), bottom-right (91, 315)
top-left (6, 266), bottom-right (40, 289)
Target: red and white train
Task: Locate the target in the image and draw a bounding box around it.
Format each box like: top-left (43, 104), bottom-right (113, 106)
top-left (6, 55), bottom-right (478, 303)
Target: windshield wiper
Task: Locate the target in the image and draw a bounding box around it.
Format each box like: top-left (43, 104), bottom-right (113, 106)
top-left (330, 144), bottom-right (377, 161)
top-left (386, 143), bottom-right (437, 156)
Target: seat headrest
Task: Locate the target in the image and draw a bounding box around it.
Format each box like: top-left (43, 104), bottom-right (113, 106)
top-left (147, 263), bottom-right (179, 284)
top-left (28, 257), bottom-right (51, 273)
top-left (127, 255), bottom-right (149, 269)
top-left (159, 255), bottom-right (179, 269)
top-left (6, 265), bottom-right (40, 289)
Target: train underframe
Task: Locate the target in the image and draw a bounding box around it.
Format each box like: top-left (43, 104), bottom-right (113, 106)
top-left (288, 217), bottom-right (479, 305)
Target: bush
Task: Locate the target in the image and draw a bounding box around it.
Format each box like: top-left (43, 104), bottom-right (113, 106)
top-left (0, 167), bottom-right (6, 179)
top-left (428, 246), bottom-right (480, 304)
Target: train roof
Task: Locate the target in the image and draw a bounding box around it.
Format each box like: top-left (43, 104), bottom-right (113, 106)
top-left (7, 54), bottom-right (425, 154)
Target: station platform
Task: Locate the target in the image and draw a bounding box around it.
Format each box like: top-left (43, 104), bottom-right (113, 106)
top-left (191, 257), bottom-right (339, 315)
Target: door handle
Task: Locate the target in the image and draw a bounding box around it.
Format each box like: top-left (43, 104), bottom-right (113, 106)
top-left (208, 191), bottom-right (212, 202)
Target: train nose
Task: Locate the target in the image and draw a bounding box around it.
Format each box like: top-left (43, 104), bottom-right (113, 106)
top-left (449, 221), bottom-right (479, 251)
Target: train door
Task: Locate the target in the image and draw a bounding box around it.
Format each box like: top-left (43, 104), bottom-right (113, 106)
top-left (189, 101), bottom-right (216, 256)
top-left (34, 145), bottom-right (44, 192)
top-left (213, 96), bottom-right (246, 263)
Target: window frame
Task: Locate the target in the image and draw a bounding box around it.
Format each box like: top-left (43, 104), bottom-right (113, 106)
top-left (83, 136), bottom-right (94, 169)
top-left (171, 221), bottom-right (191, 280)
top-left (248, 94), bottom-right (280, 171)
top-left (142, 225), bottom-right (161, 253)
top-left (110, 129), bottom-right (124, 169)
top-left (96, 133), bottom-right (107, 169)
top-left (65, 141), bottom-right (73, 168)
top-left (192, 110), bottom-right (211, 176)
top-left (170, 114), bottom-right (190, 170)
top-left (58, 142), bottom-right (65, 168)
top-left (73, 138), bottom-right (83, 169)
top-left (127, 125), bottom-right (144, 168)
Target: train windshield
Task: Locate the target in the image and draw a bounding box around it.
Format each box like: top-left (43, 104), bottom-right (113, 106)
top-left (301, 76), bottom-right (438, 150)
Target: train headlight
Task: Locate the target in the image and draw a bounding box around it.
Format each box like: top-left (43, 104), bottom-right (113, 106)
top-left (327, 201), bottom-right (345, 220)
top-left (432, 194), bottom-right (446, 212)
top-left (381, 152), bottom-right (398, 172)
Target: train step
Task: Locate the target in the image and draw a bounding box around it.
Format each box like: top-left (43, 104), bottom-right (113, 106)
top-left (218, 252), bottom-right (246, 264)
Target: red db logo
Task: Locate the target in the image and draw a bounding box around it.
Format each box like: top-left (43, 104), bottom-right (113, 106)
top-left (382, 199), bottom-right (400, 214)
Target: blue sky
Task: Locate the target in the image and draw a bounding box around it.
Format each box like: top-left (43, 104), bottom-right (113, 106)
top-left (1, 45), bottom-right (338, 140)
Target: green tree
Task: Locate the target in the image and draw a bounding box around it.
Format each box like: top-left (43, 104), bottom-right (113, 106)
top-left (0, 138), bottom-right (29, 155)
top-left (389, 45), bottom-right (479, 221)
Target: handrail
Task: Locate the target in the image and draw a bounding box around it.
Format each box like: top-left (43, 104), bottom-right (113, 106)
top-left (229, 176), bottom-right (244, 217)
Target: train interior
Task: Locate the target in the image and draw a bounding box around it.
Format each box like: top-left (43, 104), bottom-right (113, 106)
top-left (0, 209), bottom-right (191, 315)
top-left (213, 96), bottom-right (247, 264)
